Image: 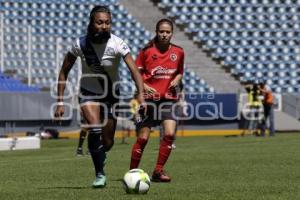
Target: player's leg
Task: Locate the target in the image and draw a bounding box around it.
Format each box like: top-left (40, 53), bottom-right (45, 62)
top-left (98, 117), bottom-right (117, 168)
top-left (130, 101), bottom-right (155, 169)
top-left (76, 128), bottom-right (88, 156)
top-left (249, 107), bottom-right (258, 135)
top-left (242, 109), bottom-right (251, 135)
top-left (81, 103), bottom-right (106, 188)
top-left (152, 119), bottom-right (176, 182)
top-left (267, 105), bottom-right (275, 136)
top-left (172, 122), bottom-right (177, 149)
top-left (102, 118), bottom-right (117, 152)
top-left (159, 124), bottom-right (164, 141)
top-left (130, 126), bottom-right (151, 169)
top-left (260, 105), bottom-right (267, 136)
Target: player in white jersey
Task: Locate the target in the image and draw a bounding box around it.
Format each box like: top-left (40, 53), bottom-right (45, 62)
top-left (54, 5), bottom-right (145, 188)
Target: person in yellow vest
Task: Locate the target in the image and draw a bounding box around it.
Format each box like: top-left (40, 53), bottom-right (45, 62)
top-left (259, 82), bottom-right (275, 136)
top-left (243, 83), bottom-right (264, 136)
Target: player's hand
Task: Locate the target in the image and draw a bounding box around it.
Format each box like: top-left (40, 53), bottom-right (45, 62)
top-left (168, 79), bottom-right (179, 89)
top-left (137, 93), bottom-right (147, 114)
top-left (168, 80), bottom-right (180, 95)
top-left (54, 105), bottom-right (65, 119)
top-left (135, 104), bottom-right (148, 124)
top-left (144, 83), bottom-right (157, 95)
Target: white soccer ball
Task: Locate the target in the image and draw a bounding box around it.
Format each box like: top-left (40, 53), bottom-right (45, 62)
top-left (122, 168), bottom-right (151, 194)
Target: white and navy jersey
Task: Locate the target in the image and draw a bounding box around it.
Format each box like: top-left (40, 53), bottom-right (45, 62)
top-left (69, 34), bottom-right (130, 94)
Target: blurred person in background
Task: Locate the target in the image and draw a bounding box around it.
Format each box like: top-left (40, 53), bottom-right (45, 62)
top-left (259, 82), bottom-right (275, 136)
top-left (242, 82), bottom-right (263, 136)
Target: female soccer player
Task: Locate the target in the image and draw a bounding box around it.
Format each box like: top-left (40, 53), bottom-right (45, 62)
top-left (129, 18), bottom-right (184, 182)
top-left (54, 5), bottom-right (144, 188)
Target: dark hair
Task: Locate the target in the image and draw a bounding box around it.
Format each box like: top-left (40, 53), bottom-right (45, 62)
top-left (155, 18), bottom-right (173, 32)
top-left (87, 5), bottom-right (111, 34)
top-left (259, 82), bottom-right (266, 88)
top-left (144, 18), bottom-right (174, 48)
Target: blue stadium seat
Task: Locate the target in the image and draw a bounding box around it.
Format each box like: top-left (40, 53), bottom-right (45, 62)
top-left (1, 0), bottom-right (213, 93)
top-left (158, 0), bottom-right (300, 93)
top-left (0, 72), bottom-right (40, 92)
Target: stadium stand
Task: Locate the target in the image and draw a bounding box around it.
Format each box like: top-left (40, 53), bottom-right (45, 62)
top-left (157, 0), bottom-right (300, 94)
top-left (0, 0), bottom-right (212, 94)
top-left (0, 72), bottom-right (39, 92)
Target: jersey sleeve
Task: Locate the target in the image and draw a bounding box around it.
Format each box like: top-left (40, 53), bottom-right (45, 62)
top-left (135, 50), bottom-right (145, 71)
top-left (116, 38), bottom-right (131, 57)
top-left (68, 38), bottom-right (80, 57)
top-left (178, 50), bottom-right (185, 75)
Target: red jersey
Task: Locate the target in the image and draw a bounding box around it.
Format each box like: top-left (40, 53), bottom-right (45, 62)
top-left (136, 43), bottom-right (184, 100)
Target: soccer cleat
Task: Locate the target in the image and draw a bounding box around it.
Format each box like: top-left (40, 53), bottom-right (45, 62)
top-left (92, 173), bottom-right (106, 188)
top-left (76, 148), bottom-right (84, 156)
top-left (151, 169), bottom-right (171, 182)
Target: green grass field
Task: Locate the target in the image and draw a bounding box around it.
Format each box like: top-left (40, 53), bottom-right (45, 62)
top-left (0, 134), bottom-right (300, 200)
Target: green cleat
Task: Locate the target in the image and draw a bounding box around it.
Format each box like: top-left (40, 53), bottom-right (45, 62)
top-left (92, 174), bottom-right (106, 188)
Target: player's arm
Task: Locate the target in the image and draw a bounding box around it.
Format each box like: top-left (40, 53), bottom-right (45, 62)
top-left (123, 53), bottom-right (145, 105)
top-left (169, 50), bottom-right (184, 89)
top-left (144, 83), bottom-right (157, 95)
top-left (135, 50), bottom-right (156, 95)
top-left (54, 52), bottom-right (77, 118)
top-left (169, 74), bottom-right (183, 89)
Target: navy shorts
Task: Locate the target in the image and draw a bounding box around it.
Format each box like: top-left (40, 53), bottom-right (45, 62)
top-left (137, 99), bottom-right (180, 129)
top-left (78, 88), bottom-right (119, 119)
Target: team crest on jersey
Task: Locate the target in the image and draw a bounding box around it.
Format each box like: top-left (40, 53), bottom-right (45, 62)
top-left (104, 47), bottom-right (115, 56)
top-left (170, 53), bottom-right (177, 61)
top-left (122, 44), bottom-right (128, 51)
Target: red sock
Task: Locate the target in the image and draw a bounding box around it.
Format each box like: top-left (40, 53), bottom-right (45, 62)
top-left (155, 135), bottom-right (174, 171)
top-left (130, 138), bottom-right (148, 169)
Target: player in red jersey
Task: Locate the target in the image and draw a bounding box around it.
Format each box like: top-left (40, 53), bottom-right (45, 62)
top-left (129, 18), bottom-right (184, 182)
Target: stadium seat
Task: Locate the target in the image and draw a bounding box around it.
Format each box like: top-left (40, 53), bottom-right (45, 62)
top-left (157, 0), bottom-right (300, 93)
top-left (2, 0), bottom-right (213, 94)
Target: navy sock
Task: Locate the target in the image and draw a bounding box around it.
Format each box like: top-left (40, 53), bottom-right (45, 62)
top-left (88, 128), bottom-right (106, 176)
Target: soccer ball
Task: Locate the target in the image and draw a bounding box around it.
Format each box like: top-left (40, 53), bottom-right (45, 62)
top-left (122, 169), bottom-right (151, 194)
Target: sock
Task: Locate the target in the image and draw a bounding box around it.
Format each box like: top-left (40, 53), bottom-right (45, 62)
top-left (88, 128), bottom-right (106, 176)
top-left (77, 129), bottom-right (87, 149)
top-left (155, 135), bottom-right (174, 172)
top-left (130, 138), bottom-right (148, 169)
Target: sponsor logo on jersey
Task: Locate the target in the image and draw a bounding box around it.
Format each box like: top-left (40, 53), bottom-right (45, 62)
top-left (151, 66), bottom-right (176, 79)
top-left (170, 53), bottom-right (177, 61)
